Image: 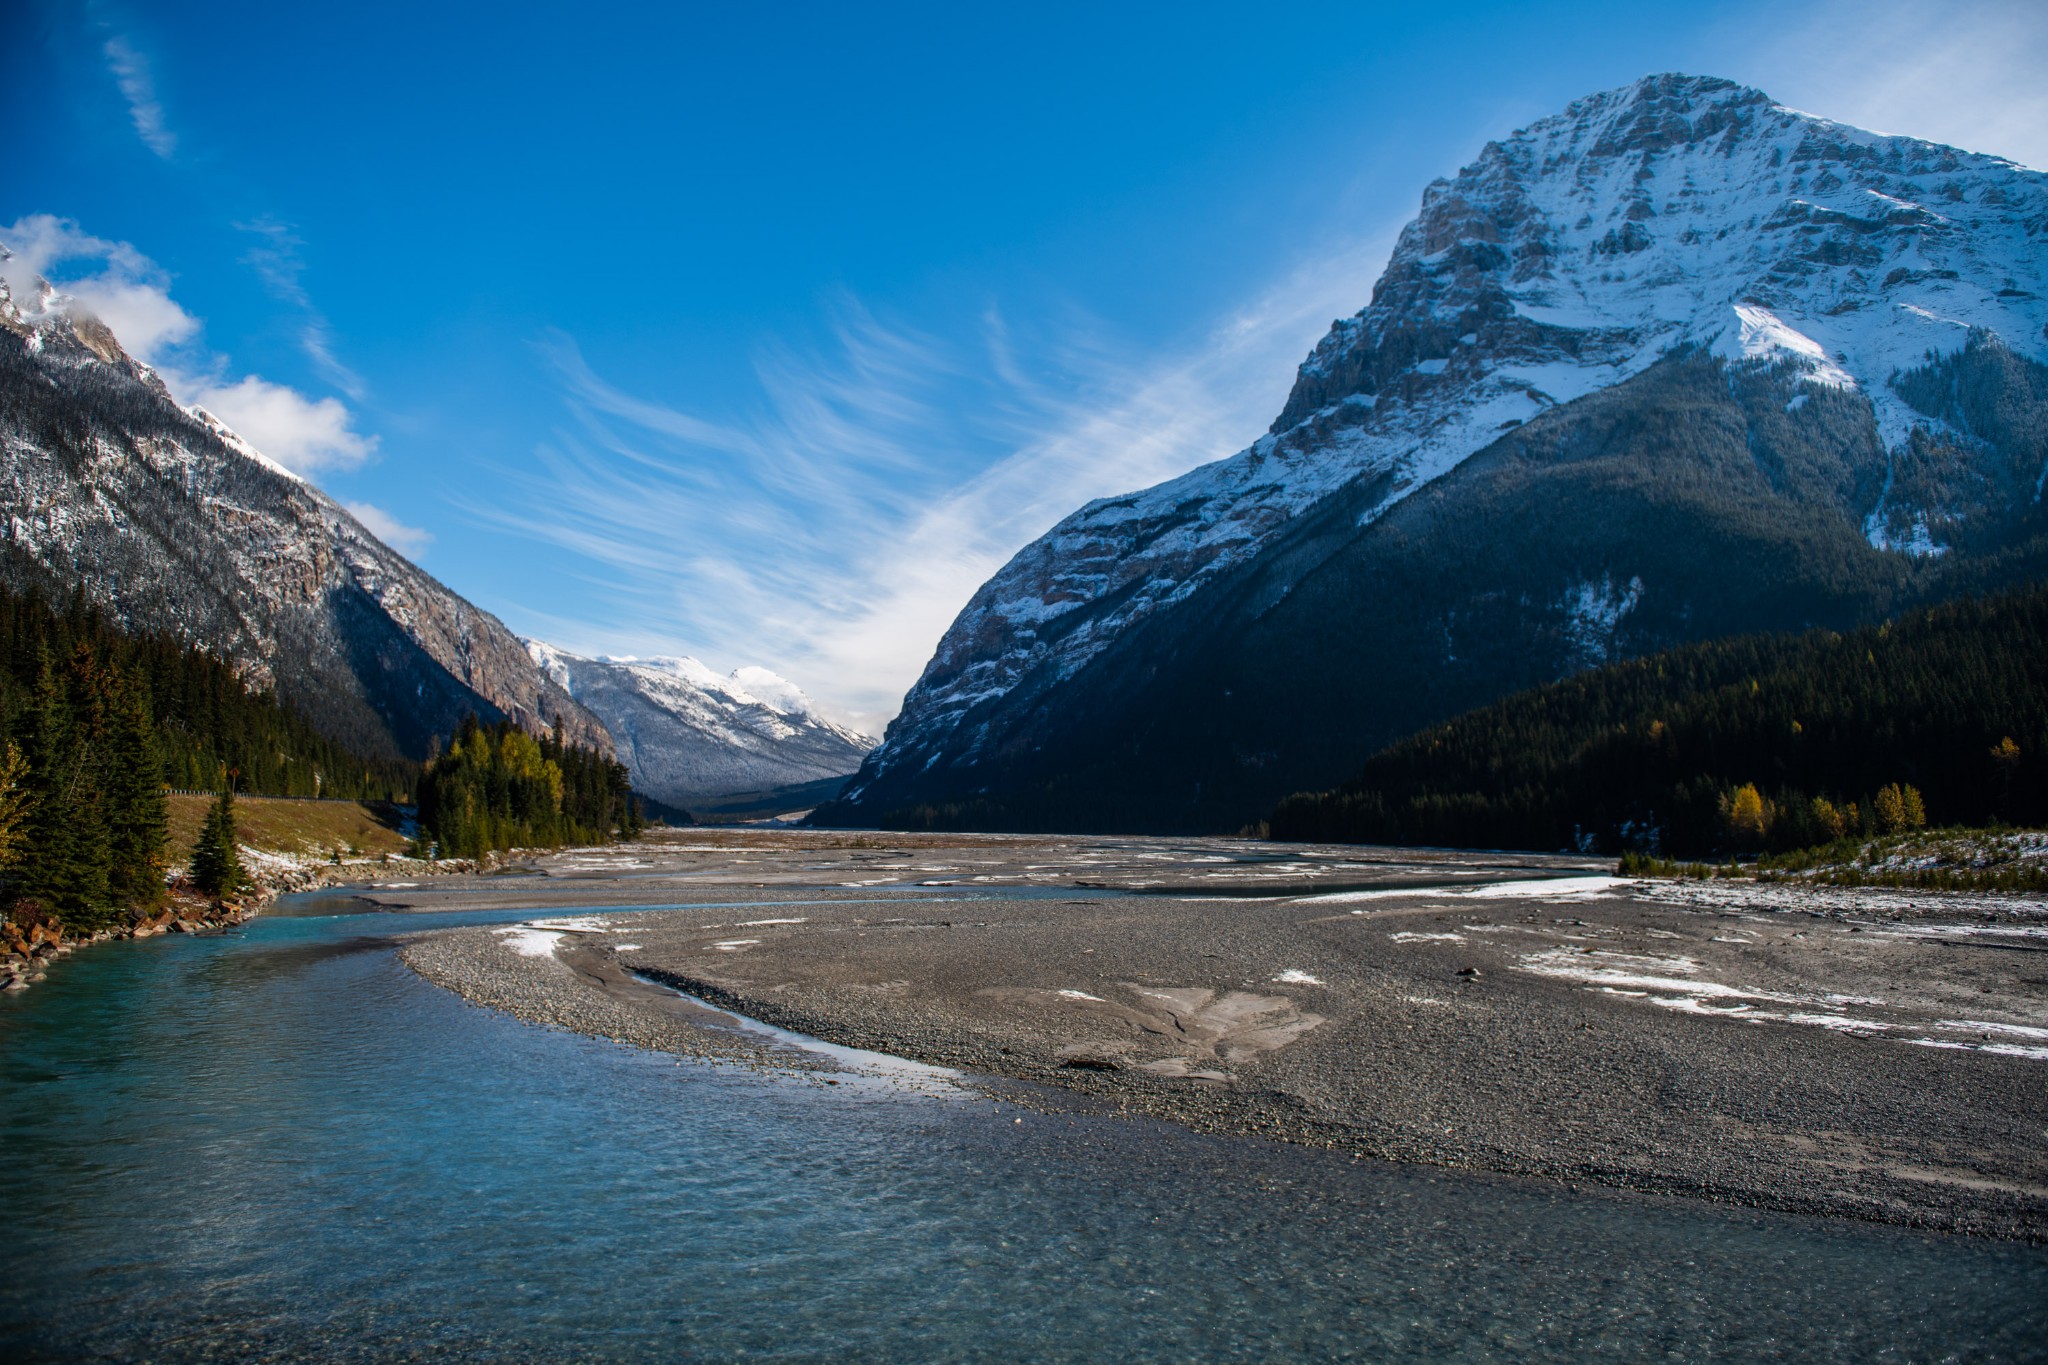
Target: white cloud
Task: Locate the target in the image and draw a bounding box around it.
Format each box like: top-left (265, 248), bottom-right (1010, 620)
top-left (102, 35), bottom-right (176, 159)
top-left (344, 502), bottom-right (434, 558)
top-left (61, 276), bottom-right (198, 356)
top-left (486, 229), bottom-right (1396, 733)
top-left (0, 215), bottom-right (194, 352)
top-left (1717, 0), bottom-right (2048, 170)
top-left (185, 375), bottom-right (376, 473)
top-left (0, 214), bottom-right (376, 475)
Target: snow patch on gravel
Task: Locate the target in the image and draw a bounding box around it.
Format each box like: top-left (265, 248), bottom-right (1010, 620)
top-left (494, 927), bottom-right (566, 958)
top-left (1306, 875), bottom-right (1625, 905)
top-left (1518, 946), bottom-right (2047, 1060)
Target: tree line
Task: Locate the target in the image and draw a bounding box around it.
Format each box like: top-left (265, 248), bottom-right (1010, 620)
top-left (1269, 583), bottom-right (2048, 857)
top-left (0, 587), bottom-right (655, 931)
top-left (415, 714), bottom-right (640, 860)
top-left (0, 585), bottom-right (413, 931)
top-left (0, 643), bottom-right (168, 931)
top-left (0, 586), bottom-right (415, 801)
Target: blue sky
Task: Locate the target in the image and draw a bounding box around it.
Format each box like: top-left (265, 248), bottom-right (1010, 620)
top-left (8, 0), bottom-right (2046, 731)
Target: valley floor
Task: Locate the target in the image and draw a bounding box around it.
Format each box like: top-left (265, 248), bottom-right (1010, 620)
top-left (396, 828), bottom-right (2048, 1240)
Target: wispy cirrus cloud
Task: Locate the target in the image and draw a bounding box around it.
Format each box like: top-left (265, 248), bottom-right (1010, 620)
top-left (102, 34), bottom-right (176, 159)
top-left (237, 216), bottom-right (367, 399)
top-left (483, 230), bottom-right (1396, 732)
top-left (0, 214), bottom-right (378, 476)
top-left (1719, 0), bottom-right (2048, 170)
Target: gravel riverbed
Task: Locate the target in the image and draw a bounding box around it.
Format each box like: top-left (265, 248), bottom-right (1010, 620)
top-left (399, 828), bottom-right (2048, 1240)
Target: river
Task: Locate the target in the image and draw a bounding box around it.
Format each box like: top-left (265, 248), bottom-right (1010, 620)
top-left (3, 891), bottom-right (2043, 1361)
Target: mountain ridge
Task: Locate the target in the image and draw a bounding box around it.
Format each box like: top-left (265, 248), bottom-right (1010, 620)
top-left (525, 642), bottom-right (873, 812)
top-left (821, 73), bottom-right (2048, 832)
top-left (0, 256), bottom-right (610, 762)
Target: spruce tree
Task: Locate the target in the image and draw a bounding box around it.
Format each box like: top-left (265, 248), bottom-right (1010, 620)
top-left (14, 646), bottom-right (109, 923)
top-left (0, 741), bottom-right (32, 882)
top-left (191, 781), bottom-right (245, 900)
top-left (106, 671), bottom-right (169, 911)
top-left (63, 645), bottom-right (115, 928)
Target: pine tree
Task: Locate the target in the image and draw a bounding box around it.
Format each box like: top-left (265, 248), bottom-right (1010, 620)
top-left (106, 671), bottom-right (168, 911)
top-left (61, 645), bottom-right (115, 927)
top-left (0, 741), bottom-right (32, 878)
top-left (14, 646), bottom-right (109, 922)
top-left (190, 780), bottom-right (245, 900)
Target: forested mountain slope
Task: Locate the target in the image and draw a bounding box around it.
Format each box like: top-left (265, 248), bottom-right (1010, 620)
top-left (1269, 584), bottom-right (2048, 855)
top-left (0, 584), bottom-right (416, 801)
top-left (0, 261), bottom-right (607, 762)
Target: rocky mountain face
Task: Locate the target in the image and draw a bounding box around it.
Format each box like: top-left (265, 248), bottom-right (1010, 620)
top-left (822, 73), bottom-right (2048, 833)
top-left (526, 643), bottom-right (874, 813)
top-left (0, 262), bottom-right (608, 762)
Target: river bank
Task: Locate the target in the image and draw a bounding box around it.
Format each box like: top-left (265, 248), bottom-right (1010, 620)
top-left (400, 828), bottom-right (2048, 1242)
top-left (0, 839), bottom-right (495, 995)
top-left (12, 879), bottom-right (2044, 1362)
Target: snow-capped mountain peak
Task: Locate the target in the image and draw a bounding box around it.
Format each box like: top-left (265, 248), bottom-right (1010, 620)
top-left (835, 72), bottom-right (2048, 812)
top-left (577, 653), bottom-right (832, 722)
top-left (1, 254), bottom-right (610, 759)
top-left (523, 642), bottom-right (874, 809)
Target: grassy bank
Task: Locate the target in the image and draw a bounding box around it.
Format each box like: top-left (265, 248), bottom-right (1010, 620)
top-left (1620, 827), bottom-right (2048, 893)
top-left (166, 795), bottom-right (411, 865)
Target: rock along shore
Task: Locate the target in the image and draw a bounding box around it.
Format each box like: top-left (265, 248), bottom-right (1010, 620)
top-left (2, 848), bottom-right (487, 995)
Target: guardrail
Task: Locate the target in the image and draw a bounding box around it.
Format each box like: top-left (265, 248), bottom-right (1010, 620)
top-left (162, 789), bottom-right (413, 805)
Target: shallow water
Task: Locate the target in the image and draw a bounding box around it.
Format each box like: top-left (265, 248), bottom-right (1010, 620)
top-left (2, 894), bottom-right (2044, 1361)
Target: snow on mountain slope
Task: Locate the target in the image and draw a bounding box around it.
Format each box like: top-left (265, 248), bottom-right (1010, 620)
top-left (0, 256), bottom-right (610, 760)
top-left (844, 73), bottom-right (2048, 802)
top-left (526, 643), bottom-right (874, 809)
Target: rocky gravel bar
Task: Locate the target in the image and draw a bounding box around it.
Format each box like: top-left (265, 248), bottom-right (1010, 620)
top-left (400, 828), bottom-right (2048, 1240)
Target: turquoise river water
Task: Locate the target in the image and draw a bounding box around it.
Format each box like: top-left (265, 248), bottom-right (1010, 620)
top-left (2, 892), bottom-right (2044, 1361)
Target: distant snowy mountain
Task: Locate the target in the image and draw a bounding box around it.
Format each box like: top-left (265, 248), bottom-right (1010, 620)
top-left (526, 643), bottom-right (874, 811)
top-left (824, 74), bottom-right (2048, 833)
top-left (0, 255), bottom-right (608, 761)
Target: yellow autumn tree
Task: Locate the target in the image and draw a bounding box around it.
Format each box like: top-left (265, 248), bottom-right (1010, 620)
top-left (1720, 783), bottom-right (1771, 845)
top-left (1810, 795), bottom-right (1846, 841)
top-left (1873, 783), bottom-right (1923, 834)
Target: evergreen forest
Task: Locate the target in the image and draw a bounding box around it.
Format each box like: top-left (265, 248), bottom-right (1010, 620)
top-left (0, 587), bottom-right (652, 929)
top-left (0, 587), bottom-right (416, 801)
top-left (416, 714), bottom-right (640, 860)
top-left (1269, 583), bottom-right (2048, 857)
top-left (0, 585), bottom-right (411, 930)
